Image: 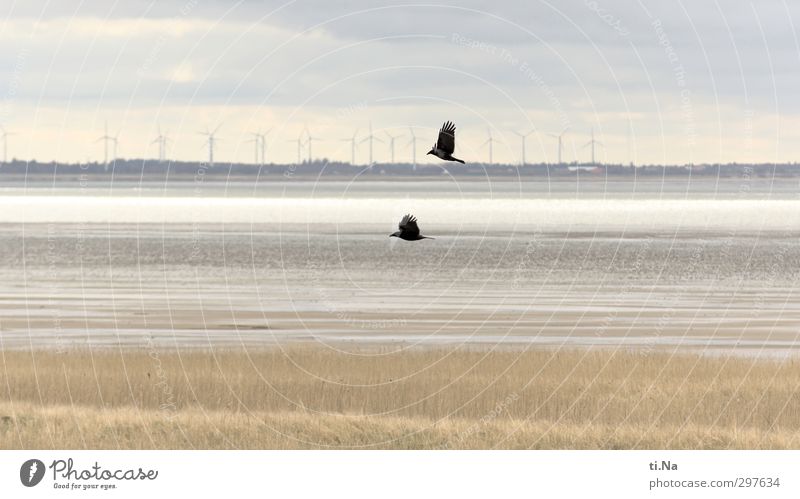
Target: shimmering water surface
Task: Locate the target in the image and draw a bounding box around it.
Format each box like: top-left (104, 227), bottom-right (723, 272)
top-left (1, 178), bottom-right (799, 356)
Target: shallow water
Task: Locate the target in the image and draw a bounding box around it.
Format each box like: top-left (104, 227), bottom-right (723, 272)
top-left (1, 179), bottom-right (799, 357)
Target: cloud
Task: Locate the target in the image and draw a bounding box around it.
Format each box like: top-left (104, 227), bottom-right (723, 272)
top-left (168, 62), bottom-right (196, 83)
top-left (1, 0), bottom-right (800, 164)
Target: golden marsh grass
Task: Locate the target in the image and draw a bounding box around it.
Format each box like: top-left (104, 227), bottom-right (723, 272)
top-left (1, 347), bottom-right (799, 449)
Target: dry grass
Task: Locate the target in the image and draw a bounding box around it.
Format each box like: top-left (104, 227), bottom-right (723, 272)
top-left (1, 347), bottom-right (799, 449)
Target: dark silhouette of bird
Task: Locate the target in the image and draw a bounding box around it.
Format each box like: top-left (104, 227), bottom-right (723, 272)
top-left (390, 214), bottom-right (434, 241)
top-left (427, 121), bottom-right (465, 164)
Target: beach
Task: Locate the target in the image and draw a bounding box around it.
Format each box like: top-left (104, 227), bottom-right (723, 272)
top-left (1, 178), bottom-right (799, 448)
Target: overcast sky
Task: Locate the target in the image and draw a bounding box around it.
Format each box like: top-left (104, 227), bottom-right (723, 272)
top-left (2, 0), bottom-right (800, 165)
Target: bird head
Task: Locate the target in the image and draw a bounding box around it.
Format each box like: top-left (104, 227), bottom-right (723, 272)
top-left (389, 231), bottom-right (400, 238)
top-left (426, 148), bottom-right (434, 155)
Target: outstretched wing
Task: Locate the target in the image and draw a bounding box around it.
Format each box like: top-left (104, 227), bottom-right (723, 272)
top-left (399, 214), bottom-right (420, 238)
top-left (436, 121), bottom-right (456, 155)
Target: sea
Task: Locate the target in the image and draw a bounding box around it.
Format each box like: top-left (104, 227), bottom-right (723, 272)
top-left (1, 176), bottom-right (799, 357)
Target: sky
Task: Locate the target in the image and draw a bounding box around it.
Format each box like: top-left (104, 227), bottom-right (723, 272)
top-left (1, 0), bottom-right (800, 166)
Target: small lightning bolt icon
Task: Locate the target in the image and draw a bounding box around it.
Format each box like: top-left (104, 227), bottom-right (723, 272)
top-left (28, 462), bottom-right (37, 483)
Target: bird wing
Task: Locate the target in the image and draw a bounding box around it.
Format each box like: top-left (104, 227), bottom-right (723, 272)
top-left (399, 214), bottom-right (421, 238)
top-left (436, 121), bottom-right (456, 155)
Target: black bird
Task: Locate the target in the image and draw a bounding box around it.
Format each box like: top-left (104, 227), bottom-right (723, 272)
top-left (390, 214), bottom-right (434, 241)
top-left (427, 121), bottom-right (465, 164)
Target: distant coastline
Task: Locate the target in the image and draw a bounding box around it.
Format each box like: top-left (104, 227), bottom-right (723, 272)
top-left (1, 158), bottom-right (799, 182)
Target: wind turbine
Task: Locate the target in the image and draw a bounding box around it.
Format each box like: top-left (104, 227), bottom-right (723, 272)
top-left (407, 126), bottom-right (417, 171)
top-left (547, 128), bottom-right (569, 165)
top-left (359, 121), bottom-right (383, 166)
top-left (384, 130), bottom-right (404, 164)
top-left (583, 128), bottom-right (603, 165)
top-left (257, 129), bottom-right (270, 165)
top-left (0, 126), bottom-right (15, 164)
top-left (481, 128), bottom-right (496, 165)
top-left (96, 121), bottom-right (115, 168)
top-left (198, 124), bottom-right (222, 166)
top-left (627, 125), bottom-right (634, 167)
top-left (339, 129), bottom-right (359, 165)
top-left (246, 131), bottom-right (261, 165)
top-left (111, 131), bottom-right (119, 166)
top-left (512, 129), bottom-right (535, 166)
top-left (304, 125), bottom-right (323, 163)
top-left (287, 131), bottom-right (306, 165)
top-left (151, 125), bottom-right (169, 162)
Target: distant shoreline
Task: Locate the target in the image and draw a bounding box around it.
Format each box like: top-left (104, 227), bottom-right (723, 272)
top-left (2, 172), bottom-right (799, 184)
top-left (1, 159), bottom-right (800, 183)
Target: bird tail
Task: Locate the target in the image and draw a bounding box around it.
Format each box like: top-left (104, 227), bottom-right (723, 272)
top-left (453, 157), bottom-right (465, 164)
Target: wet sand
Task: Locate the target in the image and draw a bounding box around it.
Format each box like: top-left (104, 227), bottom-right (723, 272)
top-left (1, 217), bottom-right (799, 357)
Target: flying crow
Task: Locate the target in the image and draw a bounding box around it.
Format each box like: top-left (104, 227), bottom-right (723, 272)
top-left (390, 214), bottom-right (433, 241)
top-left (427, 121), bottom-right (465, 164)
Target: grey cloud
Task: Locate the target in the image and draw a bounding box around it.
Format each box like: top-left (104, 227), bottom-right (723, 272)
top-left (3, 0), bottom-right (800, 164)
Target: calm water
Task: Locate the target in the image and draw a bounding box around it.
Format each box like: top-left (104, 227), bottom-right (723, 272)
top-left (1, 178), bottom-right (799, 356)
